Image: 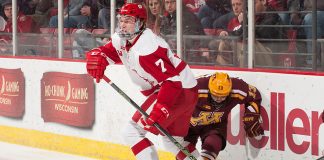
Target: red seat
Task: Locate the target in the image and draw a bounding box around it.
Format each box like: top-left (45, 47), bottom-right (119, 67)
top-left (40, 28), bottom-right (55, 34)
top-left (54, 28), bottom-right (72, 34)
top-left (203, 29), bottom-right (219, 36)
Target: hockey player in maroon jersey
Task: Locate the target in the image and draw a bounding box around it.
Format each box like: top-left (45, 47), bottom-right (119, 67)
top-left (85, 3), bottom-right (200, 160)
top-left (181, 72), bottom-right (264, 160)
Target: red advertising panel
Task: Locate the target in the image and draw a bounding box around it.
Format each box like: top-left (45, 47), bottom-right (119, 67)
top-left (0, 68), bottom-right (25, 118)
top-left (41, 72), bottom-right (95, 128)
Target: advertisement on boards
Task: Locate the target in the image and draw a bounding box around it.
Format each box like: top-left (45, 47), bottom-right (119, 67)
top-left (41, 72), bottom-right (95, 128)
top-left (0, 68), bottom-right (25, 118)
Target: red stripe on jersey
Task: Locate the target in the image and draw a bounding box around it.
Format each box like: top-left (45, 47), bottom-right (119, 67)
top-left (131, 138), bottom-right (153, 155)
top-left (175, 61), bottom-right (187, 74)
top-left (132, 93), bottom-right (157, 122)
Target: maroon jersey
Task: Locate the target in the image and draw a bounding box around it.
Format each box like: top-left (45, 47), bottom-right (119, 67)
top-left (185, 74), bottom-right (262, 148)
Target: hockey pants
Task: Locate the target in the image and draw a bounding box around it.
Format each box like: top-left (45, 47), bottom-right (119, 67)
top-left (122, 121), bottom-right (200, 160)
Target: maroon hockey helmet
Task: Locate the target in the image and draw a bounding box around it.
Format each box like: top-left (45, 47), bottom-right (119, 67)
top-left (119, 3), bottom-right (147, 21)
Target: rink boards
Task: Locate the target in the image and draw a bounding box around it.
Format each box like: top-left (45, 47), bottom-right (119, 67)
top-left (0, 57), bottom-right (323, 160)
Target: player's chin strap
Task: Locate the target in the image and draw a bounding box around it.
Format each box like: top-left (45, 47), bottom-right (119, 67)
top-left (102, 75), bottom-right (197, 160)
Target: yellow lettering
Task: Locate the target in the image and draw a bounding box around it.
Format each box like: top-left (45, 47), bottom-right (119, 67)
top-left (190, 111), bottom-right (224, 126)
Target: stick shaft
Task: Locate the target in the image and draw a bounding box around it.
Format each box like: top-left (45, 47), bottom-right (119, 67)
top-left (102, 75), bottom-right (197, 160)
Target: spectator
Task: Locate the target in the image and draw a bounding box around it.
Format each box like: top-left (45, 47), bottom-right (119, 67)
top-left (212, 0), bottom-right (286, 67)
top-left (0, 15), bottom-right (7, 53)
top-left (254, 0), bottom-right (286, 66)
top-left (286, 0), bottom-right (304, 25)
top-left (2, 1), bottom-right (35, 34)
top-left (302, 0), bottom-right (324, 65)
top-left (29, 0), bottom-right (54, 28)
top-left (20, 0), bottom-right (38, 15)
top-left (97, 0), bottom-right (110, 29)
top-left (160, 0), bottom-right (204, 36)
top-left (0, 15), bottom-right (5, 31)
top-left (267, 0), bottom-right (289, 24)
top-left (211, 10), bottom-right (235, 30)
top-left (48, 0), bottom-right (87, 28)
top-left (160, 0), bottom-right (207, 63)
top-left (214, 0), bottom-right (244, 65)
top-left (267, 0), bottom-right (287, 11)
top-left (145, 0), bottom-right (164, 35)
top-left (80, 1), bottom-right (99, 29)
top-left (183, 0), bottom-right (205, 14)
top-left (97, 0), bottom-right (125, 29)
top-left (1, 0), bottom-right (38, 55)
top-left (197, 0), bottom-right (231, 29)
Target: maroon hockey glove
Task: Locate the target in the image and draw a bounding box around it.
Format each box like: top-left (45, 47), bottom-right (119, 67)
top-left (243, 112), bottom-right (264, 138)
top-left (322, 110), bottom-right (324, 122)
top-left (86, 49), bottom-right (108, 83)
top-left (140, 103), bottom-right (169, 134)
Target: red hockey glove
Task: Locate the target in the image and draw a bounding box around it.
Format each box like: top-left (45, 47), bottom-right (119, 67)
top-left (322, 110), bottom-right (324, 122)
top-left (140, 103), bottom-right (169, 135)
top-left (243, 112), bottom-right (264, 138)
top-left (86, 49), bottom-right (108, 83)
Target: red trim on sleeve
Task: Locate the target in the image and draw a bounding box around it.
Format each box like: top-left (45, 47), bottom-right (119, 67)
top-left (175, 61), bottom-right (187, 74)
top-left (97, 41), bottom-right (122, 64)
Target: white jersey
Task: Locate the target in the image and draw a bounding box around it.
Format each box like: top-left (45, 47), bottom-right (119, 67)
top-left (96, 28), bottom-right (197, 95)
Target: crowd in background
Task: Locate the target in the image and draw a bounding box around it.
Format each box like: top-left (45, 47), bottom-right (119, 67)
top-left (0, 0), bottom-right (323, 70)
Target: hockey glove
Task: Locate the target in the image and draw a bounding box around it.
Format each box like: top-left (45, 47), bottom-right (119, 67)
top-left (243, 112), bottom-right (264, 138)
top-left (86, 49), bottom-right (108, 83)
top-left (322, 110), bottom-right (324, 122)
top-left (140, 103), bottom-right (169, 135)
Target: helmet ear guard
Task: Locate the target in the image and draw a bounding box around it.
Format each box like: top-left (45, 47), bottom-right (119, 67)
top-left (208, 72), bottom-right (232, 97)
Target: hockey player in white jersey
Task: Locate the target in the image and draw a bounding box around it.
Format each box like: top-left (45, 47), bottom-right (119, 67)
top-left (85, 3), bottom-right (200, 160)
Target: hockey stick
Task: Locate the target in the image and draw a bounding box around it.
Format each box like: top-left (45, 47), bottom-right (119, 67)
top-left (102, 75), bottom-right (197, 160)
top-left (317, 156), bottom-right (324, 160)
